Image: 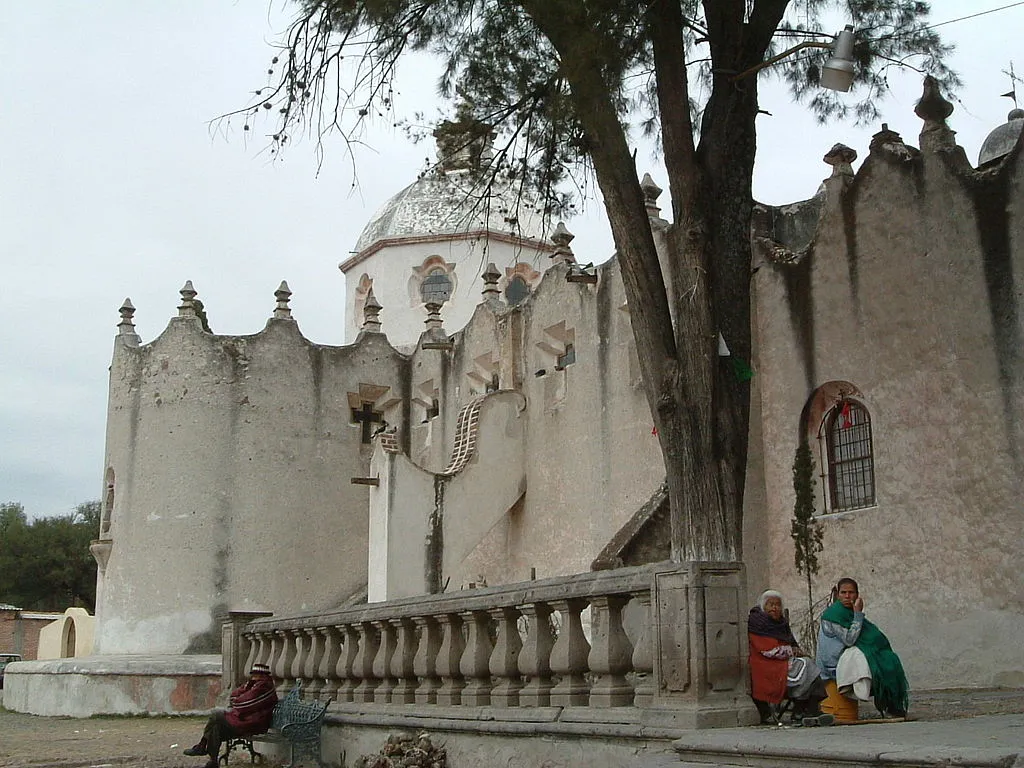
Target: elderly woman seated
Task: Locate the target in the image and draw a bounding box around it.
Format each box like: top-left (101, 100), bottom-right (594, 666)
top-left (748, 590), bottom-right (831, 726)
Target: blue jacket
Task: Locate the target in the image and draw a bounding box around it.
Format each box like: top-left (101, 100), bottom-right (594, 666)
top-left (816, 610), bottom-right (864, 680)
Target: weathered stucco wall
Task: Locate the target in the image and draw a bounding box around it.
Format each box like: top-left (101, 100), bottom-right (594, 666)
top-left (751, 122), bottom-right (1024, 688)
top-left (97, 315), bottom-right (407, 654)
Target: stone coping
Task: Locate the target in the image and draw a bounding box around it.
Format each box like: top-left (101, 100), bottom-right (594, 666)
top-left (326, 701), bottom-right (703, 740)
top-left (5, 654), bottom-right (221, 676)
top-left (248, 561), bottom-right (741, 631)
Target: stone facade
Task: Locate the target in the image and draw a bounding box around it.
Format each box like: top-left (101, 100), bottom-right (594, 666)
top-left (88, 95), bottom-right (1023, 696)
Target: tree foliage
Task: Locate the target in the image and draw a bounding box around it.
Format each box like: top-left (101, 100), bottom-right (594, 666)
top-left (232, 0), bottom-right (954, 563)
top-left (0, 501), bottom-right (98, 612)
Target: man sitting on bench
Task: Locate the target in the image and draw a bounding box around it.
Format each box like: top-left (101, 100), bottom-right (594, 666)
top-left (184, 663), bottom-right (278, 768)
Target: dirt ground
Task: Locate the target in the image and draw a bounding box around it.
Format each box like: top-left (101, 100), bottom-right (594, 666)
top-left (0, 708), bottom-right (222, 768)
top-left (1, 689), bottom-right (1022, 767)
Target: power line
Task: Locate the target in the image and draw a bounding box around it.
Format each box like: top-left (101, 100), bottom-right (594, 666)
top-left (878, 1), bottom-right (1024, 40)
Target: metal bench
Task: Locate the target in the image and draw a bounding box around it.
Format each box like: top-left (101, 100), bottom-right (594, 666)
top-left (221, 684), bottom-right (332, 767)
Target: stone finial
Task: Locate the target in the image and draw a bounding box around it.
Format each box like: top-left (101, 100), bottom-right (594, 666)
top-left (481, 263), bottom-right (502, 300)
top-left (273, 280), bottom-right (292, 319)
top-left (550, 222), bottom-right (576, 265)
top-left (118, 298), bottom-right (136, 333)
top-left (424, 301), bottom-right (444, 331)
top-left (178, 280), bottom-right (198, 318)
top-left (361, 288), bottom-right (383, 333)
top-left (869, 123), bottom-right (914, 162)
top-left (823, 143), bottom-right (858, 178)
top-left (640, 172), bottom-right (664, 218)
top-left (915, 75), bottom-right (956, 153)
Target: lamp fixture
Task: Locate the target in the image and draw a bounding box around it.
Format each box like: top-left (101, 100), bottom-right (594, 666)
top-left (733, 25), bottom-right (856, 93)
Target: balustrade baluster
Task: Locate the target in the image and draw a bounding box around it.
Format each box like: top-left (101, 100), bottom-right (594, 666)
top-left (434, 613), bottom-right (465, 705)
top-left (488, 606), bottom-right (523, 707)
top-left (352, 621), bottom-right (381, 703)
top-left (319, 626), bottom-right (342, 701)
top-left (588, 595), bottom-right (634, 706)
top-left (459, 609), bottom-right (494, 706)
top-left (629, 590), bottom-right (654, 707)
top-left (412, 616), bottom-right (442, 704)
top-left (242, 630), bottom-right (259, 675)
top-left (274, 630), bottom-right (297, 693)
top-left (389, 617), bottom-right (418, 704)
top-left (549, 598), bottom-right (591, 706)
top-left (336, 624), bottom-right (360, 703)
top-left (290, 629), bottom-right (309, 693)
top-left (304, 628), bottom-right (324, 699)
top-left (517, 601), bottom-right (555, 707)
top-left (371, 619), bottom-right (397, 704)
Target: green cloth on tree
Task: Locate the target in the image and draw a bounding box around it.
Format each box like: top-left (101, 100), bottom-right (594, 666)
top-left (822, 600), bottom-right (910, 715)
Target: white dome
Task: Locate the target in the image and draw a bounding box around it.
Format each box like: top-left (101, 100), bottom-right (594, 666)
top-left (354, 169), bottom-right (549, 254)
top-left (978, 109), bottom-right (1024, 167)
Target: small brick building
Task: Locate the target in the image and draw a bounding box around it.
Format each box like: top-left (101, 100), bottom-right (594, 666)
top-left (0, 604), bottom-right (62, 660)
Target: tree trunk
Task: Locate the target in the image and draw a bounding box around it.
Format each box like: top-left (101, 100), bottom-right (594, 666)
top-left (523, 0), bottom-right (767, 563)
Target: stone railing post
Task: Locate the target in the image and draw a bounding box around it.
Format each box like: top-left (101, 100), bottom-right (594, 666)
top-left (459, 609), bottom-right (494, 706)
top-left (488, 606), bottom-right (523, 707)
top-left (588, 595), bottom-right (634, 707)
top-left (304, 627), bottom-right (324, 699)
top-left (221, 611), bottom-right (272, 693)
top-left (517, 601), bottom-right (555, 706)
top-left (412, 616), bottom-right (442, 705)
top-left (390, 617), bottom-right (418, 704)
top-left (371, 619), bottom-right (397, 704)
top-left (434, 612), bottom-right (466, 705)
top-left (319, 626), bottom-right (342, 701)
top-left (336, 624), bottom-right (360, 703)
top-left (549, 598), bottom-right (591, 706)
top-left (629, 590), bottom-right (654, 707)
top-left (353, 621), bottom-right (381, 703)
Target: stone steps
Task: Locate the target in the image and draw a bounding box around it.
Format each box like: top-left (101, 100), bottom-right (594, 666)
top-left (630, 717), bottom-right (1024, 768)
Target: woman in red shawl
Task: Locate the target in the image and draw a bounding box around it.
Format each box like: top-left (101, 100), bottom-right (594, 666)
top-left (749, 589), bottom-right (830, 726)
top-left (184, 663), bottom-right (278, 767)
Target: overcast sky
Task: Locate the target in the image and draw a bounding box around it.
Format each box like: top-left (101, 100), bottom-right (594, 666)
top-left (2, 2), bottom-right (1021, 520)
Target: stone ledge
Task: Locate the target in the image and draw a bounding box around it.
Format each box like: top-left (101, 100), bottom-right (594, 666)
top-left (327, 702), bottom-right (747, 740)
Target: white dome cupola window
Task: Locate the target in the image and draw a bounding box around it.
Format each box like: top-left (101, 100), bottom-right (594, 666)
top-left (421, 269), bottom-right (453, 304)
top-left (409, 255), bottom-right (457, 307)
top-left (503, 262), bottom-right (542, 306)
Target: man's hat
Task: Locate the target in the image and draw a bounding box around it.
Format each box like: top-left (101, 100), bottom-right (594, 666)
top-left (251, 663), bottom-right (271, 675)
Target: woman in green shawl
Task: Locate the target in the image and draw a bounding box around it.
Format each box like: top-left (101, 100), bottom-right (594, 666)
top-left (817, 578), bottom-right (909, 718)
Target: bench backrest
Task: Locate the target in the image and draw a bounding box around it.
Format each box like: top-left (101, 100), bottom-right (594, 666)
top-left (271, 684), bottom-right (331, 731)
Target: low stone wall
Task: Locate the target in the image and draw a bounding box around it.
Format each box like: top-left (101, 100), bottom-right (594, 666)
top-left (2, 654), bottom-right (221, 716)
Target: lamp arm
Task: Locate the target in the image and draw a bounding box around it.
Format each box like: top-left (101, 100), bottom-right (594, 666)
top-left (732, 40), bottom-right (833, 81)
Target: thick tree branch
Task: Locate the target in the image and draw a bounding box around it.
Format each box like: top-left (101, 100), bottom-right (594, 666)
top-left (648, 0), bottom-right (698, 226)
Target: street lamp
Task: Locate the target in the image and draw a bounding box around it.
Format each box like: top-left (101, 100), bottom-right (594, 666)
top-left (733, 24), bottom-right (857, 93)
top-left (820, 26), bottom-right (856, 92)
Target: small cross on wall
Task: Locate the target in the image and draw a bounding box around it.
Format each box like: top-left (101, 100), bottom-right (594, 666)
top-left (351, 402), bottom-right (383, 444)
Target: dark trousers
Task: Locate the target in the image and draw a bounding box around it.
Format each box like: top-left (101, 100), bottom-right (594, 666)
top-left (201, 711), bottom-right (241, 759)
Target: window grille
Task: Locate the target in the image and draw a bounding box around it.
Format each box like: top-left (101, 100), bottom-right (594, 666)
top-left (421, 269), bottom-right (452, 304)
top-left (824, 401), bottom-right (875, 511)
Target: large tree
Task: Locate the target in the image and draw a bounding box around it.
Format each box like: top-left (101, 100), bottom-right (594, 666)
top-left (0, 501), bottom-right (98, 612)
top-left (234, 0), bottom-right (954, 562)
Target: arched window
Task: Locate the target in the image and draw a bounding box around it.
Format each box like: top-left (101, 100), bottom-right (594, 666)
top-left (505, 275), bottom-right (530, 305)
top-left (420, 268), bottom-right (453, 304)
top-left (822, 400), bottom-right (875, 511)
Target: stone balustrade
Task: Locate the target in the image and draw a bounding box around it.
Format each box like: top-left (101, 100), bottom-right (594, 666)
top-left (223, 561), bottom-right (752, 729)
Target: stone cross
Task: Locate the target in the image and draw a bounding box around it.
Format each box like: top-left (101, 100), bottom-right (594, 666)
top-left (351, 402), bottom-right (383, 444)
